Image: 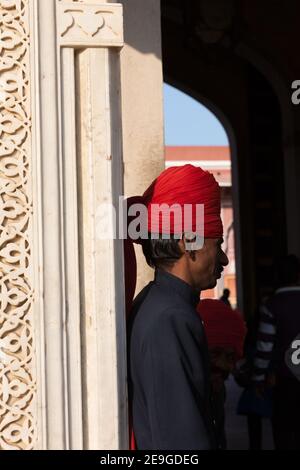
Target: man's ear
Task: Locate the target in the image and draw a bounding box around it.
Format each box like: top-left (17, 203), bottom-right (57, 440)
top-left (182, 233), bottom-right (204, 252)
top-left (178, 239), bottom-right (186, 254)
top-left (180, 237), bottom-right (196, 261)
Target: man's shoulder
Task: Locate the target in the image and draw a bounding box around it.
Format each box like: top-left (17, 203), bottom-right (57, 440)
top-left (131, 288), bottom-right (200, 337)
top-left (134, 280), bottom-right (195, 314)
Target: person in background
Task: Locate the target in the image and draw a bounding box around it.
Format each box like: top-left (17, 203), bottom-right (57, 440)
top-left (220, 288), bottom-right (232, 308)
top-left (235, 310), bottom-right (273, 450)
top-left (197, 299), bottom-right (247, 449)
top-left (252, 254), bottom-right (300, 450)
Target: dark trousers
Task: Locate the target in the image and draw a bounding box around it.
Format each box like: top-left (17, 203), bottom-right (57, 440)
top-left (272, 378), bottom-right (300, 450)
top-left (247, 414), bottom-right (262, 450)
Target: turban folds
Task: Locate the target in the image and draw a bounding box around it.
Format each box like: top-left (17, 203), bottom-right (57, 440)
top-left (143, 164), bottom-right (223, 238)
top-left (197, 299), bottom-right (247, 359)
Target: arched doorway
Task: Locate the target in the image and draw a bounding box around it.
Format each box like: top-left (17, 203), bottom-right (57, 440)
top-left (161, 3), bottom-right (288, 322)
top-left (163, 83), bottom-right (240, 308)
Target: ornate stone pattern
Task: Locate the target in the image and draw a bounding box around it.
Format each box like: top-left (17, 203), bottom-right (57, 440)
top-left (0, 0), bottom-right (36, 450)
top-left (57, 1), bottom-right (123, 48)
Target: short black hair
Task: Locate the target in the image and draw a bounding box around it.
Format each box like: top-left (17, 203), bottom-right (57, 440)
top-left (141, 234), bottom-right (183, 269)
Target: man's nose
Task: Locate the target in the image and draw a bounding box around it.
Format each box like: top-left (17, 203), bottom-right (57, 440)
top-left (221, 250), bottom-right (229, 266)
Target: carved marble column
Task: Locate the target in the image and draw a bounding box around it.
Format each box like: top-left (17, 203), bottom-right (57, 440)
top-left (0, 0), bottom-right (127, 450)
top-left (0, 0), bottom-right (36, 450)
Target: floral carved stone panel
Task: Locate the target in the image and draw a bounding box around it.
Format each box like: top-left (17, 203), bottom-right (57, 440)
top-left (0, 0), bottom-right (36, 450)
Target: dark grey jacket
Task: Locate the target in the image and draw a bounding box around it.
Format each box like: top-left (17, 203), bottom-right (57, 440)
top-left (128, 269), bottom-right (217, 450)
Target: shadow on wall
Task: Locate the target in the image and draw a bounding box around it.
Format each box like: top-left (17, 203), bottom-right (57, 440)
top-left (122, 0), bottom-right (162, 57)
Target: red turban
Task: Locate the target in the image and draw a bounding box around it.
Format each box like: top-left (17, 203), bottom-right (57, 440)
top-left (197, 299), bottom-right (247, 359)
top-left (143, 164), bottom-right (223, 238)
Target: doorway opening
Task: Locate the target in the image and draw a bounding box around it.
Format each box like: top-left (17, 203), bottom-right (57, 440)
top-left (163, 83), bottom-right (239, 308)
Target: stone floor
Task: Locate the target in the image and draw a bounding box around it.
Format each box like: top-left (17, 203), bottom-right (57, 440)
top-left (224, 376), bottom-right (274, 450)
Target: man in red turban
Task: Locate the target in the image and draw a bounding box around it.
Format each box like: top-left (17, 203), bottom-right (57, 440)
top-left (197, 299), bottom-right (247, 448)
top-left (126, 164), bottom-right (229, 450)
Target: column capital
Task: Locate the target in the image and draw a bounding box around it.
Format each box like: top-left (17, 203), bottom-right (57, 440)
top-left (56, 1), bottom-right (123, 48)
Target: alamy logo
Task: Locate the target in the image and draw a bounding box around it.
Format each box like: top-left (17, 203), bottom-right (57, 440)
top-left (285, 334), bottom-right (300, 381)
top-left (291, 80), bottom-right (300, 105)
top-left (291, 339), bottom-right (300, 366)
top-left (94, 197), bottom-right (205, 250)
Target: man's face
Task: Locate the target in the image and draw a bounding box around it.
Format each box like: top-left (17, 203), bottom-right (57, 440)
top-left (187, 238), bottom-right (228, 291)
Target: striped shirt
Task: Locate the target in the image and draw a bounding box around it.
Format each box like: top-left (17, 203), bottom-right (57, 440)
top-left (253, 287), bottom-right (300, 383)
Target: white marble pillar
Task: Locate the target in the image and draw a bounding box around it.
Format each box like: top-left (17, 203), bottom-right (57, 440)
top-left (0, 0), bottom-right (127, 450)
top-left (0, 0), bottom-right (36, 450)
